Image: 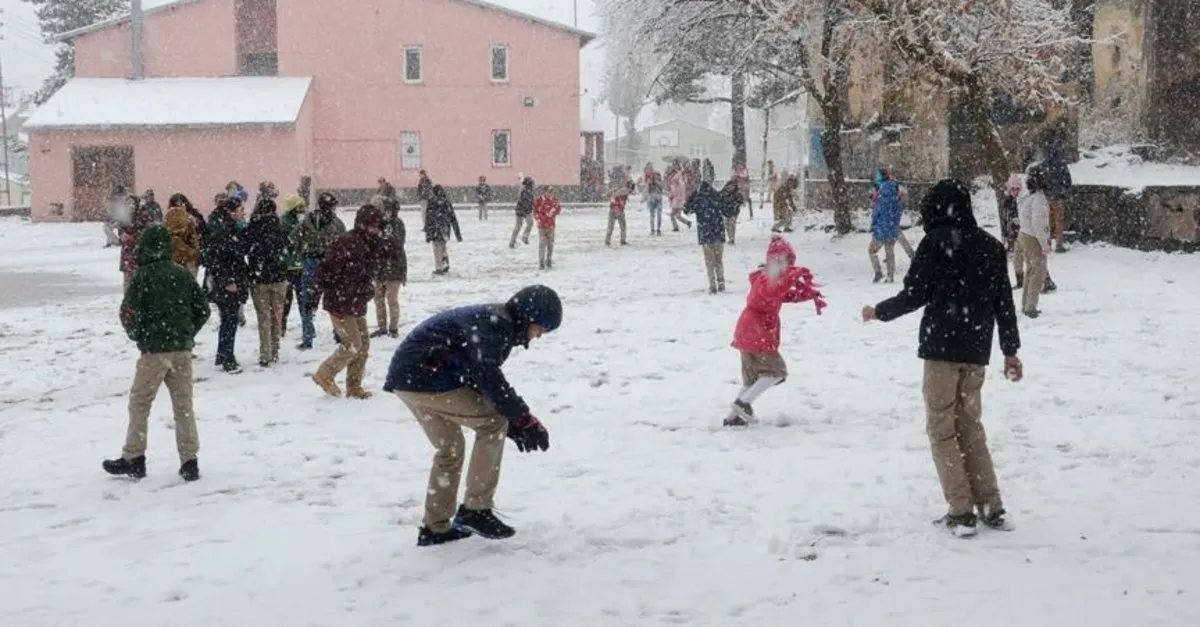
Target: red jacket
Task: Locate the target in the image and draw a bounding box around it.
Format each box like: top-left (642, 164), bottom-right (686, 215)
top-left (731, 266), bottom-right (826, 353)
top-left (533, 194), bottom-right (562, 229)
top-left (610, 193), bottom-right (630, 216)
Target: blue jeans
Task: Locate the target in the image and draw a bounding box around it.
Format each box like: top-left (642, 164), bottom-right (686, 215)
top-left (299, 258), bottom-right (321, 344)
top-left (216, 300), bottom-right (240, 366)
top-left (647, 196), bottom-right (663, 232)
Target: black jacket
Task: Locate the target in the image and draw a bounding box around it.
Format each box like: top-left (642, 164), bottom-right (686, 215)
top-left (244, 206), bottom-right (289, 285)
top-left (516, 186), bottom-right (535, 216)
top-left (205, 212), bottom-right (250, 306)
top-left (874, 180), bottom-right (1020, 366)
top-left (424, 196), bottom-right (462, 243)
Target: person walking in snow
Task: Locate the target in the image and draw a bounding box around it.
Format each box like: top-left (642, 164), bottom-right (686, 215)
top-left (383, 284), bottom-right (561, 546)
top-left (861, 179), bottom-right (1022, 537)
top-left (476, 176), bottom-right (492, 221)
top-left (205, 197), bottom-right (251, 374)
top-left (1042, 127), bottom-right (1073, 253)
top-left (141, 189), bottom-right (163, 225)
top-left (1014, 166), bottom-right (1052, 319)
top-left (165, 194), bottom-right (202, 277)
top-left (868, 168), bottom-right (914, 283)
top-left (425, 185), bottom-right (462, 275)
top-left (279, 194), bottom-right (307, 338)
top-left (103, 225), bottom-right (210, 483)
top-left (644, 166), bottom-right (665, 236)
top-left (311, 205), bottom-right (384, 399)
top-left (511, 177), bottom-right (536, 248)
top-left (725, 242), bottom-right (826, 427)
top-left (416, 170), bottom-right (434, 211)
top-left (244, 196), bottom-right (290, 367)
top-left (666, 165), bottom-right (692, 231)
top-left (684, 180), bottom-right (736, 294)
top-left (294, 192), bottom-right (347, 349)
top-left (371, 193), bottom-right (407, 338)
top-left (772, 175), bottom-right (799, 233)
top-left (533, 185), bottom-right (562, 269)
top-left (605, 181), bottom-right (633, 247)
top-left (119, 194), bottom-right (157, 293)
top-left (718, 180), bottom-right (743, 245)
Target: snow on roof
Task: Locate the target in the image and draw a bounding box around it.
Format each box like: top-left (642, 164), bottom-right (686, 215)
top-left (24, 77), bottom-right (313, 130)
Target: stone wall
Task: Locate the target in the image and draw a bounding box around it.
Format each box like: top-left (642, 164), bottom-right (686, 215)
top-left (1070, 185), bottom-right (1200, 252)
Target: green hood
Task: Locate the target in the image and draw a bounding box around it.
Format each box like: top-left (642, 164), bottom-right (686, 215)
top-left (135, 225), bottom-right (173, 266)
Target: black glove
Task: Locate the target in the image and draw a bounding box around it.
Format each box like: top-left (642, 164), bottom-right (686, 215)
top-left (507, 414), bottom-right (549, 453)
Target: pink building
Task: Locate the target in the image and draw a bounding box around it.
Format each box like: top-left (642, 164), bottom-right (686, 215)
top-left (25, 0), bottom-right (594, 221)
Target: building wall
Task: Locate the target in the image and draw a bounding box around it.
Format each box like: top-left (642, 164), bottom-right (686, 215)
top-left (73, 0), bottom-right (238, 78)
top-left (29, 125), bottom-right (304, 221)
top-left (1091, 0), bottom-right (1150, 138)
top-left (279, 0), bottom-right (583, 190)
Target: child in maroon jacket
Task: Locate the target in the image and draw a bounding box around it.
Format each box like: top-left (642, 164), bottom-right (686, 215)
top-left (605, 182), bottom-right (633, 247)
top-left (725, 242), bottom-right (826, 427)
top-left (533, 186), bottom-right (562, 269)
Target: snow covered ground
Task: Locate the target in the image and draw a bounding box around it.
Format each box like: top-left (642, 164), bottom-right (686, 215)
top-left (1, 202), bottom-right (1199, 626)
top-left (1071, 145), bottom-right (1200, 192)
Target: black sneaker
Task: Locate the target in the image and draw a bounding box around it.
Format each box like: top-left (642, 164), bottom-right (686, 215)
top-left (1013, 276), bottom-right (1024, 290)
top-left (369, 329), bottom-right (389, 339)
top-left (258, 359), bottom-right (271, 368)
top-left (1023, 310), bottom-right (1041, 319)
top-left (452, 505), bottom-right (515, 540)
top-left (296, 342), bottom-right (312, 351)
top-left (417, 526), bottom-right (473, 547)
top-left (388, 329), bottom-right (400, 339)
top-left (723, 401), bottom-right (753, 427)
top-left (179, 459), bottom-right (200, 482)
top-left (979, 505), bottom-right (1013, 531)
top-left (222, 362), bottom-right (243, 374)
top-left (873, 272), bottom-right (884, 284)
top-left (103, 455), bottom-right (146, 479)
top-left (1043, 278), bottom-right (1058, 294)
top-left (934, 513), bottom-right (978, 538)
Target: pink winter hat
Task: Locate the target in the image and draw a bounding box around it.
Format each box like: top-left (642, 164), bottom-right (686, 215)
top-left (766, 234), bottom-right (796, 265)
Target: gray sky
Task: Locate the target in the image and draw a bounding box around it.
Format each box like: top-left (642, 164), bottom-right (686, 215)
top-left (0, 0), bottom-right (603, 116)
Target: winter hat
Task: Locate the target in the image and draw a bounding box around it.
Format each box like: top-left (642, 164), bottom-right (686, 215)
top-left (506, 285), bottom-right (563, 335)
top-left (233, 189), bottom-right (249, 205)
top-left (259, 181), bottom-right (278, 198)
top-left (254, 197), bottom-right (277, 217)
top-left (134, 225), bottom-right (172, 266)
top-left (766, 234), bottom-right (796, 266)
top-left (354, 204), bottom-right (384, 231)
top-left (919, 179), bottom-right (977, 233)
top-left (317, 192), bottom-right (338, 212)
top-left (284, 194), bottom-right (306, 212)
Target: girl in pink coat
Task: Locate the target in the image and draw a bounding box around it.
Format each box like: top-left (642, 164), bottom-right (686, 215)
top-left (725, 239), bottom-right (826, 427)
top-left (667, 168), bottom-right (693, 231)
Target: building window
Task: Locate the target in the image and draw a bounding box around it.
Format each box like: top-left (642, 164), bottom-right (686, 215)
top-left (689, 144), bottom-right (708, 158)
top-left (491, 46), bottom-right (509, 82)
top-left (404, 47), bottom-right (423, 83)
top-left (492, 130), bottom-right (512, 167)
top-left (401, 132), bottom-right (421, 170)
top-left (648, 129), bottom-right (679, 147)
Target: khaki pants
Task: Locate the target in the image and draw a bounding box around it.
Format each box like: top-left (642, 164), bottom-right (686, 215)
top-left (740, 351), bottom-right (787, 386)
top-left (772, 206), bottom-right (793, 232)
top-left (538, 226), bottom-right (556, 267)
top-left (318, 315), bottom-right (370, 390)
top-left (923, 360), bottom-right (1002, 517)
top-left (123, 351), bottom-right (199, 462)
top-left (510, 214), bottom-right (534, 247)
top-left (431, 240), bottom-right (449, 272)
top-left (725, 216), bottom-right (737, 244)
top-left (1049, 198), bottom-right (1066, 247)
top-left (250, 282), bottom-right (287, 363)
top-left (396, 388), bottom-right (508, 533)
top-left (1016, 234), bottom-right (1047, 314)
top-left (374, 280), bottom-right (402, 332)
top-left (869, 233), bottom-right (915, 280)
top-left (702, 244), bottom-right (725, 292)
top-left (605, 212), bottom-right (627, 245)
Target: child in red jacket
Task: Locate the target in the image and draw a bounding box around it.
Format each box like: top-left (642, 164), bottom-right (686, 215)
top-left (726, 241), bottom-right (826, 427)
top-left (533, 186), bottom-right (562, 270)
top-left (605, 182), bottom-right (633, 247)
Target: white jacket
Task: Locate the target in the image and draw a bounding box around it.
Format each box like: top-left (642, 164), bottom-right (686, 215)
top-left (1018, 190), bottom-right (1051, 249)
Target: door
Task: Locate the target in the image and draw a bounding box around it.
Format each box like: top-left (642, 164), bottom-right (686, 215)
top-left (72, 146), bottom-right (134, 222)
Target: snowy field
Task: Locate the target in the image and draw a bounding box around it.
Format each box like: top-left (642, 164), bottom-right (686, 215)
top-left (1, 200), bottom-right (1199, 626)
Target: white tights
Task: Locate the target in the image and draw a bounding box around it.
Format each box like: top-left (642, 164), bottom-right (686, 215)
top-left (737, 376), bottom-right (782, 405)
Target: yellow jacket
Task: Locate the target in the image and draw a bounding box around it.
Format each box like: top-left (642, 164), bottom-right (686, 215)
top-left (164, 207), bottom-right (201, 267)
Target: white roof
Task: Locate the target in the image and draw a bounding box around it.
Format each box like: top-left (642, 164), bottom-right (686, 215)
top-left (24, 77), bottom-right (313, 130)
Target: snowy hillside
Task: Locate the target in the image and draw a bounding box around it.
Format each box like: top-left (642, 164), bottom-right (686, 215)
top-left (1, 203), bottom-right (1198, 626)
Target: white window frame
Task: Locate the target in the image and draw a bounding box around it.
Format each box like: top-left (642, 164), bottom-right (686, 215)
top-left (490, 45), bottom-right (509, 83)
top-left (400, 131), bottom-right (421, 170)
top-left (404, 46), bottom-right (423, 83)
top-left (492, 130), bottom-right (512, 168)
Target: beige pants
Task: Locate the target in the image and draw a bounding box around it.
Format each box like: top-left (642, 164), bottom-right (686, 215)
top-left (605, 212), bottom-right (627, 245)
top-left (772, 206), bottom-right (794, 232)
top-left (702, 243), bottom-right (725, 292)
top-left (869, 234), bottom-right (915, 280)
top-left (1050, 198), bottom-right (1066, 247)
top-left (318, 315), bottom-right (370, 390)
top-left (510, 214), bottom-right (534, 247)
top-left (123, 351), bottom-right (199, 462)
top-left (740, 351), bottom-right (787, 386)
top-left (725, 216), bottom-right (737, 244)
top-left (1016, 234), bottom-right (1047, 314)
top-left (397, 388), bottom-right (508, 533)
top-left (923, 360), bottom-right (1002, 517)
top-left (374, 281), bottom-right (402, 332)
top-left (250, 282), bottom-right (288, 363)
top-left (538, 226), bottom-right (556, 267)
top-left (432, 240), bottom-right (449, 272)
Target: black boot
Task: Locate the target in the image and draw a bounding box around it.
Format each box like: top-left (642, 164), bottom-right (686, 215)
top-left (179, 459), bottom-right (200, 482)
top-left (103, 455), bottom-right (147, 479)
top-left (452, 505), bottom-right (515, 539)
top-left (1014, 275), bottom-right (1023, 290)
top-left (978, 505), bottom-right (1013, 531)
top-left (934, 513), bottom-right (978, 538)
top-left (417, 526), bottom-right (473, 547)
top-left (388, 329), bottom-right (400, 339)
top-left (1043, 277), bottom-right (1058, 294)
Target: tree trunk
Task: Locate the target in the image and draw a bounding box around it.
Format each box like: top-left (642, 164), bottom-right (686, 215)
top-left (821, 118), bottom-right (853, 236)
top-left (963, 76), bottom-right (1011, 199)
top-left (759, 108), bottom-right (771, 207)
top-left (730, 72), bottom-right (748, 167)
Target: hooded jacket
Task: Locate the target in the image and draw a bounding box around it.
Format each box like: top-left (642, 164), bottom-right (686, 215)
top-left (120, 226), bottom-right (211, 354)
top-left (296, 199), bottom-right (346, 259)
top-left (732, 265), bottom-right (826, 354)
top-left (164, 206), bottom-right (201, 267)
top-left (244, 199), bottom-right (289, 284)
top-left (685, 182), bottom-right (736, 246)
top-left (314, 206), bottom-right (383, 317)
top-left (205, 205), bottom-right (251, 306)
top-left (870, 177), bottom-right (905, 242)
top-left (874, 179), bottom-right (1021, 365)
top-left (375, 199), bottom-right (408, 284)
top-left (383, 285), bottom-right (562, 419)
top-left (516, 180), bottom-right (535, 216)
top-left (424, 189), bottom-right (462, 243)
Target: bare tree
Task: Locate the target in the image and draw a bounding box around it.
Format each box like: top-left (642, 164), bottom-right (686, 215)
top-left (600, 10), bottom-right (657, 164)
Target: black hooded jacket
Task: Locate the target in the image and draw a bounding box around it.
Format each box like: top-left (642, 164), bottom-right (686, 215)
top-left (244, 199), bottom-right (290, 284)
top-left (874, 180), bottom-right (1020, 365)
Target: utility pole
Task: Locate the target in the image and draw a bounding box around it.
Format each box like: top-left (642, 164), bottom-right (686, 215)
top-left (0, 11), bottom-right (11, 206)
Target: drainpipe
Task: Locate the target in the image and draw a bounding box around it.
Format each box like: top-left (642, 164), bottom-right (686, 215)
top-left (131, 0), bottom-right (144, 80)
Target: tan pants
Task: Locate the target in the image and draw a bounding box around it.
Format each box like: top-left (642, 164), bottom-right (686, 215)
top-left (740, 351), bottom-right (787, 386)
top-left (725, 216), bottom-right (737, 244)
top-left (702, 244), bottom-right (725, 292)
top-left (772, 206), bottom-right (794, 232)
top-left (250, 282), bottom-right (287, 363)
top-left (538, 226), bottom-right (556, 267)
top-left (397, 388), bottom-right (508, 533)
top-left (605, 212), bottom-right (627, 245)
top-left (1049, 198), bottom-right (1066, 247)
top-left (318, 315), bottom-right (370, 390)
top-left (869, 234), bottom-right (915, 280)
top-left (431, 240), bottom-right (449, 272)
top-left (1016, 234), bottom-right (1047, 314)
top-left (510, 214), bottom-right (534, 247)
top-left (923, 360), bottom-right (1002, 517)
top-left (374, 281), bottom-right (402, 332)
top-left (123, 351), bottom-right (199, 462)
